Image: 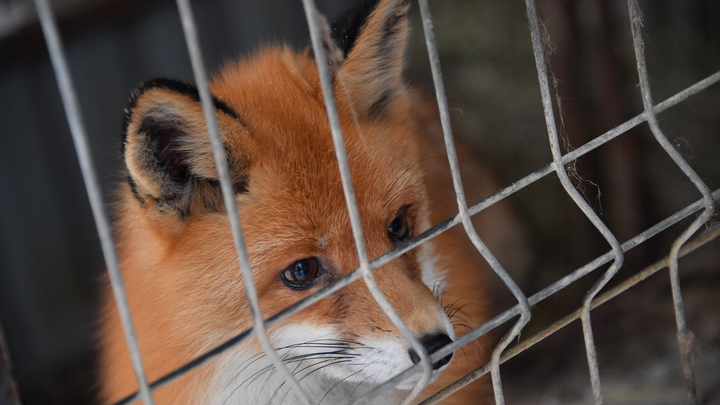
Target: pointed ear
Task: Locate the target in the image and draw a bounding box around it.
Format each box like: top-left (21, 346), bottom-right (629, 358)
top-left (333, 0), bottom-right (410, 119)
top-left (122, 79), bottom-right (251, 218)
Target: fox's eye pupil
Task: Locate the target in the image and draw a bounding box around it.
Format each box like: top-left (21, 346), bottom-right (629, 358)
top-left (294, 261), bottom-right (310, 281)
top-left (388, 214), bottom-right (410, 242)
top-left (281, 258), bottom-right (320, 289)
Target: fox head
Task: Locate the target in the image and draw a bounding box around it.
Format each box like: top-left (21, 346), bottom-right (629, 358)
top-left (101, 0), bottom-right (463, 403)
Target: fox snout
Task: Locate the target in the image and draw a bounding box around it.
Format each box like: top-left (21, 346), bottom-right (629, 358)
top-left (408, 332), bottom-right (454, 371)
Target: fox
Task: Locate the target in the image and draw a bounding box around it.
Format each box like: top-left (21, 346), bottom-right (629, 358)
top-left (98, 0), bottom-right (525, 403)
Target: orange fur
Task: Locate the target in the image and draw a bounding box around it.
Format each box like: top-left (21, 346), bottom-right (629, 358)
top-left (98, 1), bottom-right (515, 403)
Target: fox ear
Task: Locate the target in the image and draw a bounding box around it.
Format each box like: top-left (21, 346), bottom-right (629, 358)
top-left (122, 79), bottom-right (250, 218)
top-left (333, 0), bottom-right (410, 119)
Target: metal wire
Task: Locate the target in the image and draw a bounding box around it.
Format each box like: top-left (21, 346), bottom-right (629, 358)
top-left (301, 1), bottom-right (434, 404)
top-left (30, 0), bottom-right (720, 404)
top-left (627, 2), bottom-right (716, 403)
top-left (419, 222), bottom-right (720, 405)
top-left (174, 0), bottom-right (313, 404)
top-left (111, 69), bottom-right (720, 403)
top-left (32, 1), bottom-right (155, 404)
top-left (524, 1), bottom-right (625, 402)
top-left (363, 186), bottom-right (720, 403)
top-left (417, 1), bottom-right (531, 404)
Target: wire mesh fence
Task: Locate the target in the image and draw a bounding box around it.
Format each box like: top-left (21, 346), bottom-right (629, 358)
top-left (4, 0), bottom-right (718, 404)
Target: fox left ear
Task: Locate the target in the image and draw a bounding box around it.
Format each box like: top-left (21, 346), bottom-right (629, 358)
top-left (122, 79), bottom-right (251, 219)
top-left (332, 0), bottom-right (410, 119)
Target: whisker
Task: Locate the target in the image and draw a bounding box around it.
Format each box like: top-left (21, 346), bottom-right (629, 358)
top-left (381, 158), bottom-right (431, 203)
top-left (222, 362), bottom-right (274, 405)
top-left (277, 359), bottom-right (351, 404)
top-left (268, 379), bottom-right (287, 405)
top-left (349, 365), bottom-right (377, 400)
top-left (222, 350), bottom-right (267, 392)
top-left (318, 367), bottom-right (366, 404)
top-left (297, 358), bottom-right (353, 382)
top-left (242, 363), bottom-right (275, 387)
top-left (384, 176), bottom-right (430, 210)
top-left (221, 337), bottom-right (367, 404)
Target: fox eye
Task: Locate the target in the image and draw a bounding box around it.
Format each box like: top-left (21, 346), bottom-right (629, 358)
top-left (388, 211), bottom-right (411, 243)
top-left (281, 258), bottom-right (321, 289)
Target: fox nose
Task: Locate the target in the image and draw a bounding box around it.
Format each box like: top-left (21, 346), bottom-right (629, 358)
top-left (408, 332), bottom-right (454, 370)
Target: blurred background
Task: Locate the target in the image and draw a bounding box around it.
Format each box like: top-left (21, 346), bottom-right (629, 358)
top-left (1, 0), bottom-right (718, 404)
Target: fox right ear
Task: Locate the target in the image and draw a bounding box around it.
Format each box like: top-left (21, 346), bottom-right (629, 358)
top-left (122, 79), bottom-right (251, 218)
top-left (332, 0), bottom-right (410, 119)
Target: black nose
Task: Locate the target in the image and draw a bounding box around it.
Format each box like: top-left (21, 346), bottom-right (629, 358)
top-left (408, 333), bottom-right (454, 370)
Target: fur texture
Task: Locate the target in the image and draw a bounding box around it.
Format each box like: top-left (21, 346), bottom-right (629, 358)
top-left (98, 0), bottom-right (509, 403)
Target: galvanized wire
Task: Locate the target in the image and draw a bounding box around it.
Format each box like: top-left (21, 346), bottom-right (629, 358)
top-left (32, 1), bottom-right (155, 404)
top-left (417, 1), bottom-right (531, 404)
top-left (364, 186), bottom-right (719, 403)
top-left (174, 0), bottom-right (313, 404)
top-left (525, 0), bottom-right (625, 402)
top-left (627, 1), bottom-right (716, 403)
top-left (301, 1), bottom-right (434, 404)
top-left (31, 0), bottom-right (719, 403)
top-left (419, 222), bottom-right (720, 405)
top-left (110, 65), bottom-right (720, 402)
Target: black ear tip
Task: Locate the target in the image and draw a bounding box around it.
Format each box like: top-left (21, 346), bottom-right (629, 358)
top-left (123, 78), bottom-right (239, 130)
top-left (331, 0), bottom-right (382, 56)
top-left (127, 78), bottom-right (198, 114)
top-left (122, 78), bottom-right (196, 153)
top-left (121, 78), bottom-right (242, 162)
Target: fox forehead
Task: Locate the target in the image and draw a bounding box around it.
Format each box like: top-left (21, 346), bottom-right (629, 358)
top-left (211, 46), bottom-right (419, 167)
top-left (208, 47), bottom-right (426, 254)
